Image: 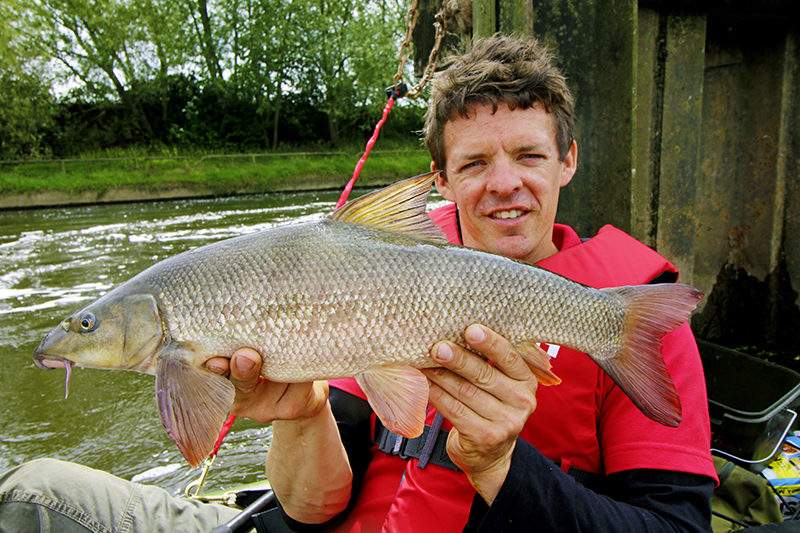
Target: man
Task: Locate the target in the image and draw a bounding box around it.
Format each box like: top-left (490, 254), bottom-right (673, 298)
top-left (0, 35), bottom-right (717, 532)
top-left (221, 35), bottom-right (717, 532)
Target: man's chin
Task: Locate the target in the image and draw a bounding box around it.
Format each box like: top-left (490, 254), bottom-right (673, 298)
top-left (486, 236), bottom-right (534, 260)
top-left (489, 233), bottom-right (558, 264)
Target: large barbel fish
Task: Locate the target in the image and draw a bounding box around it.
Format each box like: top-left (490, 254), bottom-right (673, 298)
top-left (33, 172), bottom-right (701, 467)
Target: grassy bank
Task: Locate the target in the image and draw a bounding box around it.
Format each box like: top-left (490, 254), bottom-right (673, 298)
top-left (0, 148), bottom-right (434, 208)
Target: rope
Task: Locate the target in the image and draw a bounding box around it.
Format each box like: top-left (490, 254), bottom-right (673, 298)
top-left (212, 413), bottom-right (238, 458)
top-left (335, 85), bottom-right (405, 210)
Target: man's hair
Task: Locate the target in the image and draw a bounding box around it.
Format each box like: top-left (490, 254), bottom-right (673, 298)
top-left (423, 34), bottom-right (575, 173)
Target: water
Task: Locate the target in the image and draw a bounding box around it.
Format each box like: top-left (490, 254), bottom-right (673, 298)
top-left (0, 188), bottom-right (446, 496)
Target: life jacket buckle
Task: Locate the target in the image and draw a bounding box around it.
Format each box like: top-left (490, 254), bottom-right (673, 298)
top-left (375, 425), bottom-right (409, 459)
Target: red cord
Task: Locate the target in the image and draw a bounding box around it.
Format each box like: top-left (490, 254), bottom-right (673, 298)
top-left (335, 95), bottom-right (397, 210)
top-left (211, 413), bottom-right (237, 458)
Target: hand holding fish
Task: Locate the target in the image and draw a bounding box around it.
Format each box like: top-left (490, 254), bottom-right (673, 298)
top-left (206, 350), bottom-right (330, 424)
top-left (423, 324), bottom-right (538, 505)
top-left (207, 349), bottom-right (352, 523)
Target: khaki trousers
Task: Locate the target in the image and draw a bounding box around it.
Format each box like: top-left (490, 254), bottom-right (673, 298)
top-left (0, 458), bottom-right (241, 533)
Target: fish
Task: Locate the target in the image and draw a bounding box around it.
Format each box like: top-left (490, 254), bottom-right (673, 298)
top-left (33, 171), bottom-right (702, 467)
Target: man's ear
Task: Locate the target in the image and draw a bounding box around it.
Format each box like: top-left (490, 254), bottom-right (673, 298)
top-left (560, 140), bottom-right (578, 187)
top-left (432, 162), bottom-right (456, 202)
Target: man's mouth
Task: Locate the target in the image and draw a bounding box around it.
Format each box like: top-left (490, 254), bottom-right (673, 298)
top-left (490, 209), bottom-right (526, 219)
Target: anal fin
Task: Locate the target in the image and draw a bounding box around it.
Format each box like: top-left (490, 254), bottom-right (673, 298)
top-left (155, 343), bottom-right (235, 467)
top-left (356, 366), bottom-right (429, 439)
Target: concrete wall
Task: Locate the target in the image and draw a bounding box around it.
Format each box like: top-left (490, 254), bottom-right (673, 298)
top-left (423, 0), bottom-right (799, 364)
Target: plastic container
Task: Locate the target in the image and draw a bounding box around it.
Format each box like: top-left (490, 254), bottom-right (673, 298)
top-left (698, 339), bottom-right (800, 468)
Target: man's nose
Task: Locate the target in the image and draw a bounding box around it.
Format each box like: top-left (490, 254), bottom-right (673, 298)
top-left (485, 160), bottom-right (523, 195)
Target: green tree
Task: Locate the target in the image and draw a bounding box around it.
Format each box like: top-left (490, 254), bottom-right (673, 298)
top-left (186, 0), bottom-right (223, 80)
top-left (139, 0), bottom-right (189, 124)
top-left (222, 0), bottom-right (300, 149)
top-left (4, 0), bottom-right (418, 154)
top-left (292, 0), bottom-right (407, 146)
top-left (25, 0), bottom-right (157, 137)
top-left (0, 0), bottom-right (56, 158)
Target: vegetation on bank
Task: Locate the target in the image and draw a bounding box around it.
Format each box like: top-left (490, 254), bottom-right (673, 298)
top-left (1, 0), bottom-right (434, 160)
top-left (0, 146), bottom-right (434, 200)
top-left (1, 0), bottom-right (439, 204)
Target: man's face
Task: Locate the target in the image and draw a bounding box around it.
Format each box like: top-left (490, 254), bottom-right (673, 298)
top-left (435, 102), bottom-right (577, 264)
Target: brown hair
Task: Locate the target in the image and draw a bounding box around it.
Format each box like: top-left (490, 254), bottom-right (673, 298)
top-left (423, 34), bottom-right (575, 173)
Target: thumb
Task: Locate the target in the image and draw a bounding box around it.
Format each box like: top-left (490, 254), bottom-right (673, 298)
top-left (230, 348), bottom-right (262, 391)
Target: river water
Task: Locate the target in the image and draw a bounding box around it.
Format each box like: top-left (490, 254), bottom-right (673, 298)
top-left (0, 187), bottom-right (445, 496)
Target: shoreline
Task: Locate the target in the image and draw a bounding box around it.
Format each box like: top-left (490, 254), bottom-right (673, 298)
top-left (0, 176), bottom-right (402, 211)
top-left (0, 150), bottom-right (432, 211)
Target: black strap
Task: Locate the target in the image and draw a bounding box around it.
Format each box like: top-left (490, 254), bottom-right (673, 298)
top-left (374, 419), bottom-right (461, 471)
top-left (252, 508), bottom-right (297, 533)
top-left (566, 466), bottom-right (603, 490)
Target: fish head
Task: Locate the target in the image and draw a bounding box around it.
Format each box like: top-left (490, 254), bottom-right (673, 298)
top-left (33, 292), bottom-right (165, 382)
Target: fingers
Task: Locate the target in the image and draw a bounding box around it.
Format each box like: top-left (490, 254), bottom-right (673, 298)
top-left (204, 349), bottom-right (328, 424)
top-left (204, 348), bottom-right (263, 390)
top-left (422, 324), bottom-right (538, 502)
top-left (229, 348), bottom-right (262, 391)
top-left (422, 324), bottom-right (538, 436)
top-left (462, 324), bottom-right (534, 380)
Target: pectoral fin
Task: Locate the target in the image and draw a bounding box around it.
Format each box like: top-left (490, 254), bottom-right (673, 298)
top-left (356, 366), bottom-right (429, 439)
top-left (155, 343), bottom-right (235, 467)
top-left (517, 341), bottom-right (562, 386)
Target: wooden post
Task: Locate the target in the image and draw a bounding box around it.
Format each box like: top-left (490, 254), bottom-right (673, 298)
top-left (472, 0), bottom-right (496, 37)
top-left (654, 13), bottom-right (706, 287)
top-left (499, 0), bottom-right (533, 36)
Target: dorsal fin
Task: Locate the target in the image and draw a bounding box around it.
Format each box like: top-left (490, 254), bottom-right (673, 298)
top-left (328, 171), bottom-right (448, 244)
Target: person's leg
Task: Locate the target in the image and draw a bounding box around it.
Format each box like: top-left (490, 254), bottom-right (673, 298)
top-left (0, 458), bottom-right (240, 533)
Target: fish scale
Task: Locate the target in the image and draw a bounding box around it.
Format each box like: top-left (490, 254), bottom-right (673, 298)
top-left (33, 172), bottom-right (701, 467)
top-left (144, 220), bottom-right (619, 382)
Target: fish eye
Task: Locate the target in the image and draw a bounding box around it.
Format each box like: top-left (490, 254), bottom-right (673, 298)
top-left (78, 312), bottom-right (98, 333)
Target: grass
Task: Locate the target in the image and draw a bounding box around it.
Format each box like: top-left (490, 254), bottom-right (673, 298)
top-left (0, 146), bottom-right (434, 200)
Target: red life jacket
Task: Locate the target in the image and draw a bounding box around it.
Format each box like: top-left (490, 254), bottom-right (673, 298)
top-left (329, 203), bottom-right (715, 532)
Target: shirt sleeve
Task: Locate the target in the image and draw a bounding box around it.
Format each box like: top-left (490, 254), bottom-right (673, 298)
top-left (463, 439), bottom-right (715, 533)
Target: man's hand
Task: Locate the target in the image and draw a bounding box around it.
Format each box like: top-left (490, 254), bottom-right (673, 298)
top-left (421, 324), bottom-right (539, 505)
top-left (205, 349), bottom-right (329, 424)
top-left (208, 350), bottom-right (351, 523)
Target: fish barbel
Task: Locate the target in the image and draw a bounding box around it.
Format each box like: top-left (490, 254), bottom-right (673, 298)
top-left (33, 172), bottom-right (702, 467)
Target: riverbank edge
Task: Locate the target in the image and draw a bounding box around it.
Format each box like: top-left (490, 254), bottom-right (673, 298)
top-left (0, 175), bottom-right (402, 211)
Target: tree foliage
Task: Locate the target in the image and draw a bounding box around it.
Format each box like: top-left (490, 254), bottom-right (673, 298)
top-left (1, 0), bottom-right (426, 158)
top-left (0, 0), bottom-right (56, 158)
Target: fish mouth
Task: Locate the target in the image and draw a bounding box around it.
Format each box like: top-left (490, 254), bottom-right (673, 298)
top-left (33, 353), bottom-right (72, 370)
top-left (33, 350), bottom-right (75, 399)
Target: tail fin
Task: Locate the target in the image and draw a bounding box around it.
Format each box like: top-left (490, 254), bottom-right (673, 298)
top-left (594, 283), bottom-right (703, 427)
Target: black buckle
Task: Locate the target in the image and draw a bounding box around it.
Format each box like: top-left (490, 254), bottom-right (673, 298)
top-left (373, 421), bottom-right (460, 471)
top-left (375, 423), bottom-right (409, 459)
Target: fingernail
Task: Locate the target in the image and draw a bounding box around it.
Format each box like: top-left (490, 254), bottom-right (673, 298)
top-left (206, 363), bottom-right (226, 375)
top-left (436, 343), bottom-right (454, 362)
top-left (236, 356), bottom-right (256, 373)
top-left (466, 324), bottom-right (485, 343)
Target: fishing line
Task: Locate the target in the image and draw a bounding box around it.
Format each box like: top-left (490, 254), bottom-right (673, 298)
top-left (334, 1), bottom-right (446, 209)
top-left (212, 413), bottom-right (237, 457)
